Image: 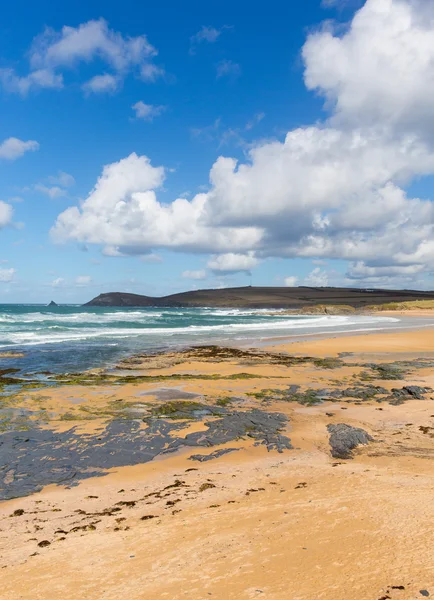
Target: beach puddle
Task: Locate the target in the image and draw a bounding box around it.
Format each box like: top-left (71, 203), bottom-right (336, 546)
top-left (137, 387), bottom-right (202, 401)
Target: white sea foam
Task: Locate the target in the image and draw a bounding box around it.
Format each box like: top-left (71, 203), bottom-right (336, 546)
top-left (0, 311), bottom-right (164, 325)
top-left (199, 308), bottom-right (285, 317)
top-left (0, 314), bottom-right (400, 347)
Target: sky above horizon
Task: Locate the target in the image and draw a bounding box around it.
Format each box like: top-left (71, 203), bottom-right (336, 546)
top-left (2, 0), bottom-right (434, 303)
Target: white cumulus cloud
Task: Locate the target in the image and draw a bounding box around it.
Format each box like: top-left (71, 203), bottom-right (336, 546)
top-left (284, 276), bottom-right (298, 287)
top-left (51, 153), bottom-right (261, 254)
top-left (47, 171), bottom-right (75, 187)
top-left (0, 19), bottom-right (164, 96)
top-left (0, 268), bottom-right (16, 283)
top-left (132, 101), bottom-right (166, 122)
top-left (52, 0), bottom-right (434, 286)
top-left (0, 201), bottom-right (13, 228)
top-left (216, 59), bottom-right (241, 80)
top-left (34, 184), bottom-right (67, 199)
top-left (75, 275), bottom-right (92, 286)
top-left (304, 268), bottom-right (329, 287)
top-left (82, 73), bottom-right (119, 95)
top-left (207, 252), bottom-right (258, 274)
top-left (51, 277), bottom-right (65, 287)
top-left (347, 262), bottom-right (425, 281)
top-left (140, 253), bottom-right (162, 263)
top-left (0, 68), bottom-right (63, 95)
top-left (182, 269), bottom-right (207, 280)
top-left (102, 246), bottom-right (125, 257)
top-left (303, 0), bottom-right (434, 133)
top-left (189, 25), bottom-right (232, 54)
top-left (0, 137), bottom-right (39, 160)
top-left (33, 171), bottom-right (74, 199)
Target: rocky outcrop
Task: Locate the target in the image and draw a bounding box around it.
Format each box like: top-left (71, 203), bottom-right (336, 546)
top-left (0, 408), bottom-right (291, 500)
top-left (84, 292), bottom-right (158, 307)
top-left (327, 423), bottom-right (374, 459)
top-left (189, 448), bottom-right (240, 462)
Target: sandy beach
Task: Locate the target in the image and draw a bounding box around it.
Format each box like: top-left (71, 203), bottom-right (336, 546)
top-left (5, 0), bottom-right (434, 597)
top-left (2, 326), bottom-right (434, 599)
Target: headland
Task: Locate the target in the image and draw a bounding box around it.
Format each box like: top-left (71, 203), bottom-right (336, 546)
top-left (84, 285), bottom-right (434, 309)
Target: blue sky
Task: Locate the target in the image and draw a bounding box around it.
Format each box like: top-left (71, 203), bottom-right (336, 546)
top-left (1, 0), bottom-right (434, 302)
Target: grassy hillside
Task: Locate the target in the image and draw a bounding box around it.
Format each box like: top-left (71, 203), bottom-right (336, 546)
top-left (367, 300), bottom-right (434, 311)
top-left (85, 286), bottom-right (434, 309)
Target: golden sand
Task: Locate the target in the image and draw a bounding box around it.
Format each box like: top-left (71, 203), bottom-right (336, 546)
top-left (1, 328), bottom-right (434, 599)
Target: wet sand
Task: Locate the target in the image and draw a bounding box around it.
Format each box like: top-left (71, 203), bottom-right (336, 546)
top-left (1, 328), bottom-right (434, 599)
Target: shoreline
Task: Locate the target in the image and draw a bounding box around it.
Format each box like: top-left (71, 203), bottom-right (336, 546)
top-left (3, 310), bottom-right (434, 378)
top-left (2, 322), bottom-right (434, 598)
top-left (254, 314), bottom-right (434, 348)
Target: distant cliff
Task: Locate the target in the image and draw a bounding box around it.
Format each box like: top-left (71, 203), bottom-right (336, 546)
top-left (84, 286), bottom-right (434, 309)
top-left (84, 292), bottom-right (158, 307)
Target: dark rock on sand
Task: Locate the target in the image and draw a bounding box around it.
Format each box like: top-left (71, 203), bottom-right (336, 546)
top-left (388, 386), bottom-right (432, 405)
top-left (158, 410), bottom-right (292, 456)
top-left (403, 385), bottom-right (431, 398)
top-left (181, 409), bottom-right (292, 454)
top-left (333, 385), bottom-right (388, 400)
top-left (327, 382), bottom-right (432, 405)
top-left (327, 423), bottom-right (374, 459)
top-left (0, 419), bottom-right (184, 500)
top-left (0, 409), bottom-right (291, 500)
top-left (189, 448), bottom-right (240, 462)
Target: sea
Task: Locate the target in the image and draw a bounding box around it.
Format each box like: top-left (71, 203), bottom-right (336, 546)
top-left (0, 304), bottom-right (430, 375)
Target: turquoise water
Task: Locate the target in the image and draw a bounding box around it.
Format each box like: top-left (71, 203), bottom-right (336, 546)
top-left (0, 304), bottom-right (401, 374)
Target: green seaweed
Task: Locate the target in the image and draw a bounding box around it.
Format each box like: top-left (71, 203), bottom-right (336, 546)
top-left (20, 382), bottom-right (47, 390)
top-left (199, 482), bottom-right (216, 492)
top-left (59, 412), bottom-right (93, 421)
top-left (0, 415), bottom-right (32, 432)
top-left (78, 404), bottom-right (132, 420)
top-left (215, 397), bottom-right (234, 407)
top-left (51, 371), bottom-right (263, 387)
top-left (286, 389), bottom-right (323, 406)
top-left (247, 388), bottom-right (284, 400)
top-left (312, 358), bottom-right (344, 369)
top-left (248, 387), bottom-right (323, 406)
top-left (150, 400), bottom-right (215, 420)
top-left (364, 364), bottom-right (406, 381)
top-left (0, 368), bottom-right (20, 377)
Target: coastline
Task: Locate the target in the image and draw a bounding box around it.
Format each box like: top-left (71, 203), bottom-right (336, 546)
top-left (1, 322), bottom-right (434, 598)
top-left (1, 305), bottom-right (424, 376)
top-left (254, 312), bottom-right (434, 348)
